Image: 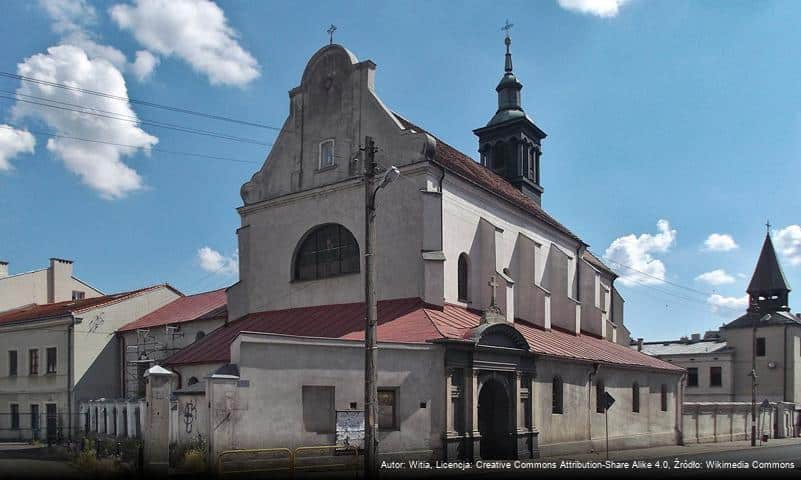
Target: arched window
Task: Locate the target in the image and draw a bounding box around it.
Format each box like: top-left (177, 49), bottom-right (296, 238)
top-left (632, 383), bottom-right (640, 413)
top-left (195, 331), bottom-right (206, 342)
top-left (552, 376), bottom-right (563, 414)
top-left (492, 141), bottom-right (509, 177)
top-left (187, 377), bottom-right (199, 386)
top-left (596, 381), bottom-right (605, 413)
top-left (660, 384), bottom-right (668, 412)
top-left (457, 253), bottom-right (469, 302)
top-left (294, 224), bottom-right (360, 281)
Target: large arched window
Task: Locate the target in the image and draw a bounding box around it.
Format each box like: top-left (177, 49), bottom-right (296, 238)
top-left (294, 224), bottom-right (360, 281)
top-left (458, 253), bottom-right (469, 302)
top-left (552, 376), bottom-right (564, 414)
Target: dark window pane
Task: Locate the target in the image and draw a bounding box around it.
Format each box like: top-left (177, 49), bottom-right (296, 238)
top-left (660, 384), bottom-right (668, 412)
top-left (11, 404), bottom-right (19, 430)
top-left (458, 254), bottom-right (469, 302)
top-left (29, 349), bottom-right (38, 375)
top-left (8, 351), bottom-right (16, 377)
top-left (756, 337), bottom-right (766, 357)
top-left (687, 368), bottom-right (698, 387)
top-left (596, 382), bottom-right (605, 413)
top-left (710, 367), bottom-right (722, 387)
top-left (552, 377), bottom-right (563, 414)
top-left (294, 224), bottom-right (359, 281)
top-left (378, 389), bottom-right (397, 430)
top-left (46, 348), bottom-right (56, 374)
top-left (632, 383), bottom-right (640, 413)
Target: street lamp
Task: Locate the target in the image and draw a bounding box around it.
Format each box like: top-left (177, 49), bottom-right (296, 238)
top-left (363, 136), bottom-right (399, 478)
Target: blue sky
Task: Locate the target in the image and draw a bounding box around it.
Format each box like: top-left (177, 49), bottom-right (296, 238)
top-left (1, 0), bottom-right (800, 341)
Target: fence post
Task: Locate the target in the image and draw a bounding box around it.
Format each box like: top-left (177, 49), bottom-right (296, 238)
top-left (143, 366), bottom-right (174, 474)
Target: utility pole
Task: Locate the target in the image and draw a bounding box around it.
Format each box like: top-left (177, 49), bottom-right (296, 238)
top-left (363, 136), bottom-right (379, 478)
top-left (750, 300), bottom-right (758, 447)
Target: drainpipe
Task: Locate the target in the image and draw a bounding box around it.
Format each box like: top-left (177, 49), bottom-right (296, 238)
top-left (676, 372), bottom-right (686, 445)
top-left (587, 363), bottom-right (599, 449)
top-left (783, 325), bottom-right (788, 402)
top-left (67, 317), bottom-right (75, 441)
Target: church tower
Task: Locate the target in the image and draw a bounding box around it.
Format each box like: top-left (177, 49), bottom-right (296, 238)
top-left (747, 230), bottom-right (791, 313)
top-left (474, 24), bottom-right (547, 205)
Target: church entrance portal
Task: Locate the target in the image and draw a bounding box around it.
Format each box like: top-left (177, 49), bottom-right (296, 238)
top-left (477, 377), bottom-right (513, 459)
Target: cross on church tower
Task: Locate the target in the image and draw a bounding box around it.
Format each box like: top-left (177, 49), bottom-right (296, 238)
top-left (501, 19), bottom-right (514, 39)
top-left (327, 24), bottom-right (337, 45)
top-left (488, 275), bottom-right (498, 306)
top-left (766, 219), bottom-right (771, 234)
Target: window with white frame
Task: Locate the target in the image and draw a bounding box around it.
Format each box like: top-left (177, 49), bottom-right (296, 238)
top-left (319, 139), bottom-right (335, 169)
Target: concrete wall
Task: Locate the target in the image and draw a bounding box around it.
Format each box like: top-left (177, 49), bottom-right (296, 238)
top-left (723, 324), bottom-right (800, 403)
top-left (0, 259), bottom-right (102, 312)
top-left (534, 358), bottom-right (681, 456)
top-left (682, 402), bottom-right (800, 443)
top-left (215, 333), bottom-right (445, 456)
top-left (654, 353), bottom-right (735, 402)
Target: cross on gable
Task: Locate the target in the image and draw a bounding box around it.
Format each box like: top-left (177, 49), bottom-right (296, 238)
top-left (327, 24), bottom-right (337, 45)
top-left (488, 275), bottom-right (498, 306)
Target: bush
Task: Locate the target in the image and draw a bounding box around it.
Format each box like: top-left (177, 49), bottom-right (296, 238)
top-left (173, 434), bottom-right (208, 473)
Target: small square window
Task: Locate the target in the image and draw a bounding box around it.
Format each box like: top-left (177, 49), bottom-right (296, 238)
top-left (378, 388), bottom-right (398, 430)
top-left (319, 140), bottom-right (335, 169)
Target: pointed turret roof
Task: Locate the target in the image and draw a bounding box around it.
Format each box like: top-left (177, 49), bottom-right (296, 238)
top-left (747, 233), bottom-right (790, 294)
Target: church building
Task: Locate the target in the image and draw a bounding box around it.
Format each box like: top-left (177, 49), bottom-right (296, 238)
top-left (165, 35), bottom-right (684, 459)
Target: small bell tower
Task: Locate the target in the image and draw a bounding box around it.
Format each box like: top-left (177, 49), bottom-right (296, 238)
top-left (747, 225), bottom-right (791, 313)
top-left (473, 20), bottom-right (547, 205)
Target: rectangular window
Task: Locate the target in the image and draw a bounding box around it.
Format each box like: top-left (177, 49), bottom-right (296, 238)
top-left (8, 351), bottom-right (17, 377)
top-left (46, 348), bottom-right (56, 374)
top-left (687, 367), bottom-right (698, 387)
top-left (10, 404), bottom-right (19, 430)
top-left (30, 405), bottom-right (40, 437)
top-left (319, 139), bottom-right (335, 169)
top-left (378, 388), bottom-right (398, 430)
top-left (301, 386), bottom-right (334, 433)
top-left (29, 349), bottom-right (39, 376)
top-left (596, 382), bottom-right (605, 413)
top-left (756, 337), bottom-right (766, 357)
top-left (660, 384), bottom-right (668, 412)
top-left (710, 366), bottom-right (722, 387)
top-left (71, 291), bottom-right (85, 300)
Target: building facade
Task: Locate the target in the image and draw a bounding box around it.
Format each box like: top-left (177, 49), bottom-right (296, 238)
top-left (165, 38), bottom-right (684, 460)
top-left (0, 258), bottom-right (102, 312)
top-left (0, 284), bottom-right (180, 441)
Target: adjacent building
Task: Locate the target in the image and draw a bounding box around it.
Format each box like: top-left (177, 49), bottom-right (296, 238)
top-left (0, 258), bottom-right (102, 312)
top-left (164, 37), bottom-right (683, 460)
top-left (0, 284), bottom-right (180, 441)
top-left (116, 288), bottom-right (227, 399)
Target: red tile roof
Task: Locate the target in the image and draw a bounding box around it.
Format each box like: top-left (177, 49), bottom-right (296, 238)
top-left (164, 298), bottom-right (681, 373)
top-left (392, 113), bottom-right (583, 244)
top-left (118, 288), bottom-right (227, 332)
top-left (0, 284), bottom-right (180, 326)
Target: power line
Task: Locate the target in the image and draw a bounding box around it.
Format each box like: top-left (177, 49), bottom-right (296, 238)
top-left (0, 124), bottom-right (259, 165)
top-left (0, 71), bottom-right (281, 131)
top-left (0, 95), bottom-right (272, 147)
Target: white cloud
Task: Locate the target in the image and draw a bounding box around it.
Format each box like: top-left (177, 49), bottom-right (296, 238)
top-left (197, 247), bottom-right (238, 276)
top-left (13, 45), bottom-right (158, 199)
top-left (557, 0), bottom-right (631, 17)
top-left (703, 233), bottom-right (739, 252)
top-left (110, 0), bottom-right (260, 87)
top-left (0, 126), bottom-right (36, 171)
top-left (774, 225), bottom-right (801, 266)
top-left (604, 219), bottom-right (677, 287)
top-left (695, 269), bottom-right (735, 286)
top-left (39, 0), bottom-right (157, 80)
top-left (707, 294), bottom-right (748, 315)
top-left (131, 50), bottom-right (159, 81)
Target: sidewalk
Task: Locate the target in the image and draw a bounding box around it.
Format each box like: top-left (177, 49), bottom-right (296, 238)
top-left (541, 437), bottom-right (801, 462)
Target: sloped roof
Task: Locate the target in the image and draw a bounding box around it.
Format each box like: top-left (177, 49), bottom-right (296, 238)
top-left (723, 310), bottom-right (801, 330)
top-left (583, 251), bottom-right (617, 277)
top-left (0, 284), bottom-right (179, 326)
top-left (118, 288), bottom-right (227, 332)
top-left (392, 113), bottom-right (583, 245)
top-left (748, 233), bottom-right (791, 294)
top-left (638, 340), bottom-right (731, 356)
top-left (164, 297), bottom-right (681, 373)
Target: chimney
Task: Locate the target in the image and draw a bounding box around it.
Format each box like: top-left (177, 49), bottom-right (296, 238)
top-left (48, 258), bottom-right (74, 303)
top-left (636, 338), bottom-right (643, 352)
top-left (0, 261), bottom-right (7, 278)
top-left (680, 336), bottom-right (689, 343)
top-left (690, 333), bottom-right (701, 342)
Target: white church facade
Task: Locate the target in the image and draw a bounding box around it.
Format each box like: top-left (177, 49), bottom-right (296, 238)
top-left (164, 38), bottom-right (684, 460)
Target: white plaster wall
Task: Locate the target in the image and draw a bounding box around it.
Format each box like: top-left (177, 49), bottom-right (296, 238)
top-left (0, 266), bottom-right (102, 312)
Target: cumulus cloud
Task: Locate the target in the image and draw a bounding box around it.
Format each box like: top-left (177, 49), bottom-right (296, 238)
top-left (703, 233), bottom-right (739, 252)
top-left (557, 0), bottom-right (631, 17)
top-left (110, 0), bottom-right (260, 87)
top-left (604, 219), bottom-right (677, 287)
top-left (695, 269), bottom-right (735, 286)
top-left (774, 225), bottom-right (801, 266)
top-left (0, 126), bottom-right (36, 171)
top-left (13, 45), bottom-right (158, 199)
top-left (39, 0), bottom-right (157, 80)
top-left (131, 50), bottom-right (159, 81)
top-left (197, 247), bottom-right (238, 276)
top-left (707, 294), bottom-right (748, 315)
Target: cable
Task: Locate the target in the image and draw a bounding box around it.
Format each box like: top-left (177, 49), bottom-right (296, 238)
top-left (0, 71), bottom-right (281, 131)
top-left (0, 95), bottom-right (271, 147)
top-left (0, 124), bottom-right (259, 165)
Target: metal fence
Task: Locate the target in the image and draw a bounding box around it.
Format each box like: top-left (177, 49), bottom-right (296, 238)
top-left (0, 411), bottom-right (77, 443)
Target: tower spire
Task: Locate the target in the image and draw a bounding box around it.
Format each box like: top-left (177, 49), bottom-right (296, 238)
top-left (502, 19), bottom-right (514, 73)
top-left (747, 228), bottom-right (791, 313)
